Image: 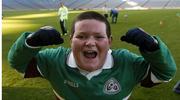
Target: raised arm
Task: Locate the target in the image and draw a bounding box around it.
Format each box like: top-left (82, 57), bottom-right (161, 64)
top-left (120, 27), bottom-right (176, 87)
top-left (8, 26), bottom-right (64, 75)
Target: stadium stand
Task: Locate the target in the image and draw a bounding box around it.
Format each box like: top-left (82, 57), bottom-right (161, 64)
top-left (93, 0), bottom-right (109, 8)
top-left (68, 0), bottom-right (91, 9)
top-left (80, 0), bottom-right (107, 9)
top-left (120, 0), bottom-right (147, 9)
top-left (166, 0), bottom-right (180, 8)
top-left (107, 0), bottom-right (124, 8)
top-left (2, 0), bottom-right (180, 11)
top-left (143, 0), bottom-right (170, 9)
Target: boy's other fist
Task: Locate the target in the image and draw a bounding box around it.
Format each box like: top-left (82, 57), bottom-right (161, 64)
top-left (121, 28), bottom-right (159, 52)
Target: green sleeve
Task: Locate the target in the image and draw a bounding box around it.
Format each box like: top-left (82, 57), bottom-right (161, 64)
top-left (35, 47), bottom-right (70, 79)
top-left (140, 36), bottom-right (177, 81)
top-left (8, 32), bottom-right (41, 73)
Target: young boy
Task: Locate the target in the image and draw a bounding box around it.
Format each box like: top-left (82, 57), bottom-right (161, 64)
top-left (8, 11), bottom-right (176, 100)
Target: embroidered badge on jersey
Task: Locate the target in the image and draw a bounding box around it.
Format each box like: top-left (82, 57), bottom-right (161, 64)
top-left (103, 77), bottom-right (121, 95)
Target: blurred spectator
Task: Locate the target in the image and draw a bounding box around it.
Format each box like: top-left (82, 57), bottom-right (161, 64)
top-left (58, 3), bottom-right (68, 35)
top-left (110, 8), bottom-right (118, 24)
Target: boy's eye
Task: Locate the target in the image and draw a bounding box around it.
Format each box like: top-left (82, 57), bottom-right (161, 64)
top-left (96, 36), bottom-right (104, 38)
top-left (95, 36), bottom-right (105, 39)
top-left (76, 35), bottom-right (85, 39)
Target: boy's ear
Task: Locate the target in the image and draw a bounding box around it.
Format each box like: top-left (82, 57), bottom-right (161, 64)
top-left (109, 36), bottom-right (113, 45)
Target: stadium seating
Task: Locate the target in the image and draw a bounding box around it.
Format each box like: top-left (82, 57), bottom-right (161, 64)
top-left (166, 0), bottom-right (180, 8)
top-left (68, 0), bottom-right (91, 9)
top-left (2, 0), bottom-right (180, 11)
top-left (143, 0), bottom-right (170, 9)
top-left (80, 0), bottom-right (107, 9)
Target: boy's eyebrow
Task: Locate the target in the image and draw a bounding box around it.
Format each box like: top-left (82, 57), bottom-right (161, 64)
top-left (76, 32), bottom-right (86, 35)
top-left (77, 32), bottom-right (106, 36)
top-left (75, 29), bottom-right (107, 36)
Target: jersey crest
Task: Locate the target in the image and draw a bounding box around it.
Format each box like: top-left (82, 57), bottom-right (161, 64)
top-left (103, 77), bottom-right (121, 95)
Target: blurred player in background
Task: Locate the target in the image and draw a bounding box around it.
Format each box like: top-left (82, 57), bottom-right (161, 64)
top-left (58, 3), bottom-right (68, 35)
top-left (110, 8), bottom-right (119, 24)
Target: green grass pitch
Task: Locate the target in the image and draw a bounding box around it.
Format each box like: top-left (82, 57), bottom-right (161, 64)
top-left (2, 9), bottom-right (180, 100)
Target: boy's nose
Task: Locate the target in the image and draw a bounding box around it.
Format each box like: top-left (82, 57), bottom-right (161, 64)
top-left (85, 37), bottom-right (96, 46)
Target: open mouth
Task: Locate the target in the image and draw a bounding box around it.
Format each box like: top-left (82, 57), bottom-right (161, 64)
top-left (83, 51), bottom-right (97, 59)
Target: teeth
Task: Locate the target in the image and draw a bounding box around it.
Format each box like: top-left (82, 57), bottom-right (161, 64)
top-left (83, 51), bottom-right (97, 58)
top-left (87, 51), bottom-right (94, 53)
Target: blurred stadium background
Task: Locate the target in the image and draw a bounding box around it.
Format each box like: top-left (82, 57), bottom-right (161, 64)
top-left (2, 0), bottom-right (180, 100)
top-left (2, 0), bottom-right (180, 10)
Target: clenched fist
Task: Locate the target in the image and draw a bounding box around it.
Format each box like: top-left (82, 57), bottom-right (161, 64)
top-left (26, 26), bottom-right (64, 46)
top-left (121, 28), bottom-right (159, 52)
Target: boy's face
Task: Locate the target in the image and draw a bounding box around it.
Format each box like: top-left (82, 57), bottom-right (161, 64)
top-left (71, 19), bottom-right (112, 72)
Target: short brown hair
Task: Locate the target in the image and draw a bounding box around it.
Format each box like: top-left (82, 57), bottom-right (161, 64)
top-left (70, 11), bottom-right (111, 39)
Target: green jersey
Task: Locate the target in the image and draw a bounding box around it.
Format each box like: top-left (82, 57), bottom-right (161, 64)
top-left (8, 32), bottom-right (176, 100)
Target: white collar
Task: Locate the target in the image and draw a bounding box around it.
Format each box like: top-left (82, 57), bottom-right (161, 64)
top-left (66, 49), bottom-right (114, 80)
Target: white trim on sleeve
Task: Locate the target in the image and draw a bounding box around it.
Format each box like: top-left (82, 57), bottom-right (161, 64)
top-left (151, 72), bottom-right (171, 83)
top-left (25, 40), bottom-right (41, 49)
top-left (37, 65), bottom-right (44, 77)
top-left (53, 89), bottom-right (65, 100)
top-left (142, 64), bottom-right (150, 80)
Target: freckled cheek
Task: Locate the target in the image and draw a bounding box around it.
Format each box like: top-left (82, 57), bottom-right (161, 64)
top-left (97, 42), bottom-right (109, 55)
top-left (99, 41), bottom-right (110, 48)
top-left (71, 40), bottom-right (83, 51)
